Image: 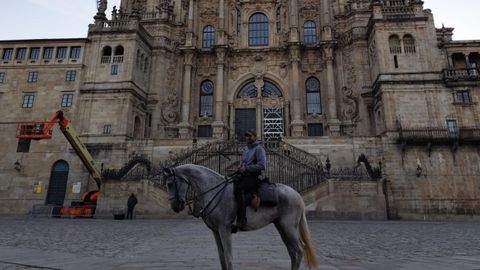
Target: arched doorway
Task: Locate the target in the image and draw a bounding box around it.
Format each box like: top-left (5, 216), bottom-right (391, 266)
top-left (46, 160), bottom-right (69, 206)
top-left (234, 79), bottom-right (285, 141)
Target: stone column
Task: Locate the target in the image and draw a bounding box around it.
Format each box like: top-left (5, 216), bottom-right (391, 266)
top-left (256, 97), bottom-right (263, 140)
top-left (178, 51), bottom-right (194, 138)
top-left (290, 45), bottom-right (305, 137)
top-left (323, 44), bottom-right (341, 136)
top-left (217, 0), bottom-right (226, 45)
top-left (212, 48), bottom-right (227, 139)
top-left (185, 0), bottom-right (195, 47)
top-left (289, 0), bottom-right (299, 42)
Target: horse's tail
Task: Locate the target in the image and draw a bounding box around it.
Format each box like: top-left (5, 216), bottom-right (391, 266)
top-left (300, 212), bottom-right (319, 268)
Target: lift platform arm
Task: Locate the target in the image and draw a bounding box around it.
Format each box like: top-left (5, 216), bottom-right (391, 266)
top-left (16, 111), bottom-right (102, 189)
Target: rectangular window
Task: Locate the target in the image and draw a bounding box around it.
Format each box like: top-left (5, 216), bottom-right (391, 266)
top-left (27, 72), bottom-right (38, 82)
top-left (17, 138), bottom-right (31, 153)
top-left (66, 70), bottom-right (76, 81)
top-left (111, 64), bottom-right (118, 75)
top-left (455, 90), bottom-right (471, 103)
top-left (16, 48), bottom-right (27, 60)
top-left (197, 125), bottom-right (213, 137)
top-left (61, 94), bottom-right (74, 107)
top-left (2, 48), bottom-right (13, 60)
top-left (29, 47), bottom-right (40, 59)
top-left (0, 72), bottom-right (5, 83)
top-left (103, 124), bottom-right (112, 134)
top-left (56, 47), bottom-right (67, 59)
top-left (22, 94), bottom-right (35, 108)
top-left (307, 123), bottom-right (323, 136)
top-left (446, 119), bottom-right (458, 138)
top-left (70, 46), bottom-right (81, 58)
top-left (43, 47), bottom-right (54, 59)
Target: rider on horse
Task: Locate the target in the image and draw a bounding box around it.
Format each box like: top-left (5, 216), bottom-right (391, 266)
top-left (234, 129), bottom-right (267, 230)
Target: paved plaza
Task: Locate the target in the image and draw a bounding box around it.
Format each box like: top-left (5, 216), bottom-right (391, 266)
top-left (0, 216), bottom-right (479, 270)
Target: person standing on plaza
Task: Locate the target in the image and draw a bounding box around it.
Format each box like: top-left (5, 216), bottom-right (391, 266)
top-left (126, 193), bottom-right (138, 219)
top-left (233, 129), bottom-right (266, 230)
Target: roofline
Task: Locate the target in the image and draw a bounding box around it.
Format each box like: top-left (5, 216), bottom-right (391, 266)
top-left (0, 37), bottom-right (89, 43)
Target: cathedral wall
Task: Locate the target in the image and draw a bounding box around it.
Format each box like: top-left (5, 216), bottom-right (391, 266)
top-left (382, 141), bottom-right (480, 220)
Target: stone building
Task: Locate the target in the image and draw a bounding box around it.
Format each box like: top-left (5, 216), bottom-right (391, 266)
top-left (0, 0), bottom-right (479, 219)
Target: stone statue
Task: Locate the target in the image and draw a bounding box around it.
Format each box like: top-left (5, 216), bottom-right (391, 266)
top-left (112, 5), bottom-right (118, 20)
top-left (98, 0), bottom-right (107, 14)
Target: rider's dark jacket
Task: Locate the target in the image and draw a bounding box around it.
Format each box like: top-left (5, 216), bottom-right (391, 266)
top-left (240, 141), bottom-right (266, 174)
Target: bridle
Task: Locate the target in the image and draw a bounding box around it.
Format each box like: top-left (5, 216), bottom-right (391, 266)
top-left (166, 168), bottom-right (233, 218)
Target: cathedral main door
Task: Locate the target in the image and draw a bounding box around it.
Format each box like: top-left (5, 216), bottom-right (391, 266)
top-left (233, 80), bottom-right (286, 141)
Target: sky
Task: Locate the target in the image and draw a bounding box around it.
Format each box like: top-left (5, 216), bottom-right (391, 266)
top-left (0, 0), bottom-right (478, 40)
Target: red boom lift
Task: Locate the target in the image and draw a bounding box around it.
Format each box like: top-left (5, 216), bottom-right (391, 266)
top-left (16, 110), bottom-right (102, 217)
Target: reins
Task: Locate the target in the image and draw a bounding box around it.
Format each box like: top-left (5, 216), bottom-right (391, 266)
top-left (169, 168), bottom-right (236, 218)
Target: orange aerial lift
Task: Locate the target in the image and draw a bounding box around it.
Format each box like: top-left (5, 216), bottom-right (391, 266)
top-left (16, 110), bottom-right (102, 217)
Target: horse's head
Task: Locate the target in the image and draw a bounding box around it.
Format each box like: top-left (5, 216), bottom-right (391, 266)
top-left (163, 167), bottom-right (189, 213)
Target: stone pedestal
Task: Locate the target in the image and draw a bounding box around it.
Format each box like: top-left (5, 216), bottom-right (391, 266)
top-left (178, 122), bottom-right (193, 139)
top-left (212, 121), bottom-right (226, 140)
top-left (327, 119), bottom-right (341, 136)
top-left (291, 120), bottom-right (305, 137)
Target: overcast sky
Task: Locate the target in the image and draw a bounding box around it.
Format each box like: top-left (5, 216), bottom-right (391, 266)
top-left (0, 0), bottom-right (478, 40)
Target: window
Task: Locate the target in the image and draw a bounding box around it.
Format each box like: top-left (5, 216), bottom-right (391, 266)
top-left (16, 48), bottom-right (27, 60)
top-left (70, 46), bottom-right (81, 58)
top-left (0, 72), bottom-right (5, 83)
top-left (102, 46), bottom-right (112, 56)
top-left (446, 119), bottom-right (458, 138)
top-left (66, 70), bottom-right (76, 81)
top-left (262, 81), bottom-right (282, 97)
top-left (61, 94), bottom-right (74, 107)
top-left (198, 125), bottom-right (213, 137)
top-left (102, 46), bottom-right (112, 63)
top-left (114, 46), bottom-right (124, 56)
top-left (394, 55), bottom-right (399, 68)
top-left (307, 124), bottom-right (323, 136)
top-left (306, 77), bottom-right (322, 114)
top-left (303, 21), bottom-right (317, 45)
top-left (200, 80), bottom-right (214, 117)
top-left (248, 13), bottom-right (269, 46)
top-left (2, 48), bottom-right (13, 60)
top-left (56, 47), bottom-right (67, 59)
top-left (202, 26), bottom-right (215, 48)
top-left (103, 124), bottom-right (112, 134)
top-left (276, 8), bottom-right (281, 33)
top-left (22, 95), bottom-right (35, 108)
top-left (238, 81), bottom-right (258, 98)
top-left (111, 64), bottom-right (118, 75)
top-left (403, 34), bottom-right (416, 54)
top-left (17, 138), bottom-right (31, 153)
top-left (27, 72), bottom-right (38, 82)
top-left (455, 90), bottom-right (471, 103)
top-left (389, 35), bottom-right (401, 54)
top-left (29, 48), bottom-right (40, 59)
top-left (43, 47), bottom-right (54, 59)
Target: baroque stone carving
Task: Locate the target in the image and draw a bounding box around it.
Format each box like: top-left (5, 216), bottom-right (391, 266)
top-left (200, 7), bottom-right (218, 22)
top-left (161, 92), bottom-right (179, 123)
top-left (342, 86), bottom-right (359, 122)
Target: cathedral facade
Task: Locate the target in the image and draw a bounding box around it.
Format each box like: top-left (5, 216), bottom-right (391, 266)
top-left (0, 0), bottom-right (479, 219)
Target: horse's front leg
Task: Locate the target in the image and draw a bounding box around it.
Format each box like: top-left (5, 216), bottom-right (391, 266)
top-left (218, 226), bottom-right (233, 270)
top-left (213, 230), bottom-right (227, 270)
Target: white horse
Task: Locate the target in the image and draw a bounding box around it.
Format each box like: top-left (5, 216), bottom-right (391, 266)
top-left (163, 164), bottom-right (319, 270)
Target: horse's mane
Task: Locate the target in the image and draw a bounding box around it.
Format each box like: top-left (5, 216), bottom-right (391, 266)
top-left (176, 164), bottom-right (225, 180)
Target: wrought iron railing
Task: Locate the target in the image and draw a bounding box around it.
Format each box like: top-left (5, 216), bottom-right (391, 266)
top-left (397, 126), bottom-right (480, 143)
top-left (105, 140), bottom-right (374, 193)
top-left (444, 68), bottom-right (480, 81)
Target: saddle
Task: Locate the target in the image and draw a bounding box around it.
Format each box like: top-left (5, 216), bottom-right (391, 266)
top-left (244, 178), bottom-right (279, 210)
